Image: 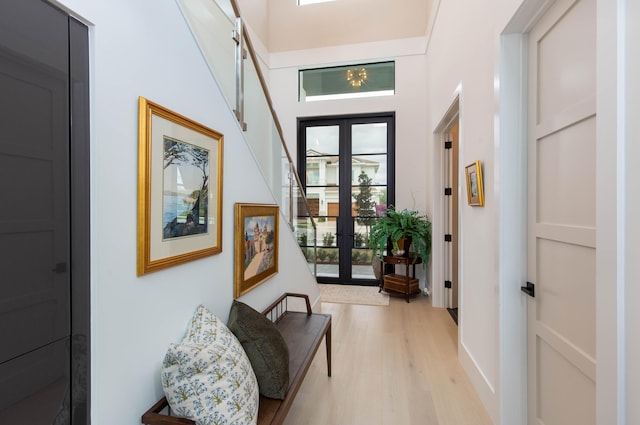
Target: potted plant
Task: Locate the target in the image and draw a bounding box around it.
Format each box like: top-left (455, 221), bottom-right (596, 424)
top-left (369, 206), bottom-right (432, 265)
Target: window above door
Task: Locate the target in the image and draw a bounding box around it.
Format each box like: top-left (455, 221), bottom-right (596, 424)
top-left (299, 61), bottom-right (395, 102)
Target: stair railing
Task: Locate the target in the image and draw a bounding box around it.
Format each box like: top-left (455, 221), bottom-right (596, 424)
top-left (177, 0), bottom-right (318, 276)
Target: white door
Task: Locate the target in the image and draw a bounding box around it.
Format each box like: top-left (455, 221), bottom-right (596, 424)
top-left (526, 0), bottom-right (596, 424)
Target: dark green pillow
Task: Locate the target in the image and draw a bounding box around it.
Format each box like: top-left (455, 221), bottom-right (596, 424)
top-left (227, 300), bottom-right (290, 399)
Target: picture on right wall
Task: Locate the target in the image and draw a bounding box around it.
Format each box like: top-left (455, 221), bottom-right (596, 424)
top-left (465, 160), bottom-right (485, 206)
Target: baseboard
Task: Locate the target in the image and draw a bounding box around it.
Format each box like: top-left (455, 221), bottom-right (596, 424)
top-left (459, 341), bottom-right (499, 424)
top-left (310, 292), bottom-right (322, 312)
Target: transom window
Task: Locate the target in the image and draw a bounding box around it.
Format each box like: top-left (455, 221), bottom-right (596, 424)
top-left (299, 61), bottom-right (395, 102)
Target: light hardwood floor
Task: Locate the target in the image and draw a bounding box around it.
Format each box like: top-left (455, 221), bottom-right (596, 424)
top-left (283, 293), bottom-right (493, 425)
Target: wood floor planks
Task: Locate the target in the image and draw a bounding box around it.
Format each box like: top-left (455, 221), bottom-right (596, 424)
top-left (283, 293), bottom-right (493, 425)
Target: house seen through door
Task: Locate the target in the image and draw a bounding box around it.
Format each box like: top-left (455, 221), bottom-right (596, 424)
top-left (298, 113), bottom-right (395, 285)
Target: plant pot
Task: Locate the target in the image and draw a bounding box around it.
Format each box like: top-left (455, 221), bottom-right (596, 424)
top-left (396, 237), bottom-right (412, 257)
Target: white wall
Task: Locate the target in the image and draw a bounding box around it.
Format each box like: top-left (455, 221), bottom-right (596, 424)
top-left (626, 1), bottom-right (640, 421)
top-left (424, 0), bottom-right (524, 421)
top-left (49, 1), bottom-right (319, 424)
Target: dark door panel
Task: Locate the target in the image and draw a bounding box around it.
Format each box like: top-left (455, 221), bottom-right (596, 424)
top-left (0, 1), bottom-right (89, 423)
top-left (0, 338), bottom-right (68, 423)
top-left (0, 45), bottom-right (70, 365)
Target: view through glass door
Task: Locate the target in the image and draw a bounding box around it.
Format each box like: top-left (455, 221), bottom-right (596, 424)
top-left (298, 113), bottom-right (395, 285)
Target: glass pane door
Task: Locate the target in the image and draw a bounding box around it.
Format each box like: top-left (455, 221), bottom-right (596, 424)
top-left (304, 125), bottom-right (340, 279)
top-left (299, 113), bottom-right (394, 285)
top-left (351, 122), bottom-right (389, 279)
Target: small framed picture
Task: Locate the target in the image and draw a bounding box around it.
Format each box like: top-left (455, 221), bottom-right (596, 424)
top-left (137, 97), bottom-right (224, 275)
top-left (234, 203), bottom-right (279, 298)
top-left (465, 160), bottom-right (485, 206)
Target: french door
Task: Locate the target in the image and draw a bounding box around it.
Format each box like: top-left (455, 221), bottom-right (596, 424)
top-left (298, 113), bottom-right (395, 285)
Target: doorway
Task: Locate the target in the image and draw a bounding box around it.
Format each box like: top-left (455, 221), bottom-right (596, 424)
top-left (298, 113), bottom-right (395, 285)
top-left (433, 97), bottom-right (460, 311)
top-left (444, 118), bottom-right (460, 323)
top-left (0, 1), bottom-right (90, 424)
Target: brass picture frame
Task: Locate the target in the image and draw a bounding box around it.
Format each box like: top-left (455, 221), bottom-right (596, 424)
top-left (137, 97), bottom-right (224, 275)
top-left (234, 203), bottom-right (279, 298)
top-left (465, 160), bottom-right (485, 206)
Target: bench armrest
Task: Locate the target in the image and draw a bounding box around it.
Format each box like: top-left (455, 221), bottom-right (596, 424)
top-left (261, 292), bottom-right (312, 317)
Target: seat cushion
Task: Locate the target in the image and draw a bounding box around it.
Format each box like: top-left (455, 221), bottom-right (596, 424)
top-left (228, 301), bottom-right (290, 399)
top-left (161, 304), bottom-right (259, 425)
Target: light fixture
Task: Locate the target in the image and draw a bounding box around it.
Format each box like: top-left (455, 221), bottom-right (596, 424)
top-left (346, 67), bottom-right (368, 88)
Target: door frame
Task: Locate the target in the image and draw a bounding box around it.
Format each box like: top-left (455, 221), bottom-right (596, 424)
top-left (433, 96), bottom-right (461, 310)
top-left (498, 1), bottom-right (557, 423)
top-left (297, 112), bottom-right (396, 285)
top-left (69, 15), bottom-right (91, 424)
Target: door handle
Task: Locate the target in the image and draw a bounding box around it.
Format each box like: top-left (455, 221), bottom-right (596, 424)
top-left (521, 281), bottom-right (535, 297)
top-left (51, 262), bottom-right (67, 274)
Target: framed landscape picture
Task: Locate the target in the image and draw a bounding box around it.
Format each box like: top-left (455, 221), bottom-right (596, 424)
top-left (234, 203), bottom-right (279, 298)
top-left (465, 160), bottom-right (485, 207)
top-left (137, 97), bottom-right (224, 275)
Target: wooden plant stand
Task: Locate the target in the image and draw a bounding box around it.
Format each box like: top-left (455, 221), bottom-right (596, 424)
top-left (379, 254), bottom-right (422, 302)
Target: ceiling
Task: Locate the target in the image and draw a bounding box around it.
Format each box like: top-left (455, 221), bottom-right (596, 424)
top-left (237, 0), bottom-right (434, 53)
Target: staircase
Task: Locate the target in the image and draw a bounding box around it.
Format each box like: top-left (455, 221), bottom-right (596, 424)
top-left (176, 0), bottom-right (318, 276)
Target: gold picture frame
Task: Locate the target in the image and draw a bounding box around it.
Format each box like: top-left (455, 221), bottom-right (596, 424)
top-left (137, 97), bottom-right (224, 275)
top-left (465, 160), bottom-right (485, 206)
top-left (234, 203), bottom-right (279, 298)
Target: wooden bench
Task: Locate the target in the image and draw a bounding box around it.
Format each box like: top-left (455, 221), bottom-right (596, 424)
top-left (142, 293), bottom-right (331, 425)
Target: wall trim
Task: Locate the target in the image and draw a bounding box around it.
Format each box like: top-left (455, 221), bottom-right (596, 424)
top-left (497, 30), bottom-right (528, 425)
top-left (460, 340), bottom-right (498, 422)
top-left (269, 36), bottom-right (427, 70)
top-left (432, 94), bottom-right (460, 309)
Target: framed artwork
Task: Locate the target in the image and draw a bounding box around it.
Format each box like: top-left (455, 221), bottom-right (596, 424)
top-left (465, 160), bottom-right (485, 207)
top-left (234, 203), bottom-right (279, 298)
top-left (137, 97), bottom-right (224, 275)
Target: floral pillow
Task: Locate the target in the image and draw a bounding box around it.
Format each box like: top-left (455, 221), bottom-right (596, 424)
top-left (161, 305), bottom-right (259, 425)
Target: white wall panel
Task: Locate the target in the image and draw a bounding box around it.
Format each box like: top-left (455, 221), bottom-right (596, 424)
top-left (537, 117), bottom-right (596, 227)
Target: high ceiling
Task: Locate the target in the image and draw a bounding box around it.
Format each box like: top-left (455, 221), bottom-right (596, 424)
top-left (237, 0), bottom-right (434, 53)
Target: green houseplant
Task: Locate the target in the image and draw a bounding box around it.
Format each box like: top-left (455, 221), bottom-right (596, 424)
top-left (369, 206), bottom-right (432, 265)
